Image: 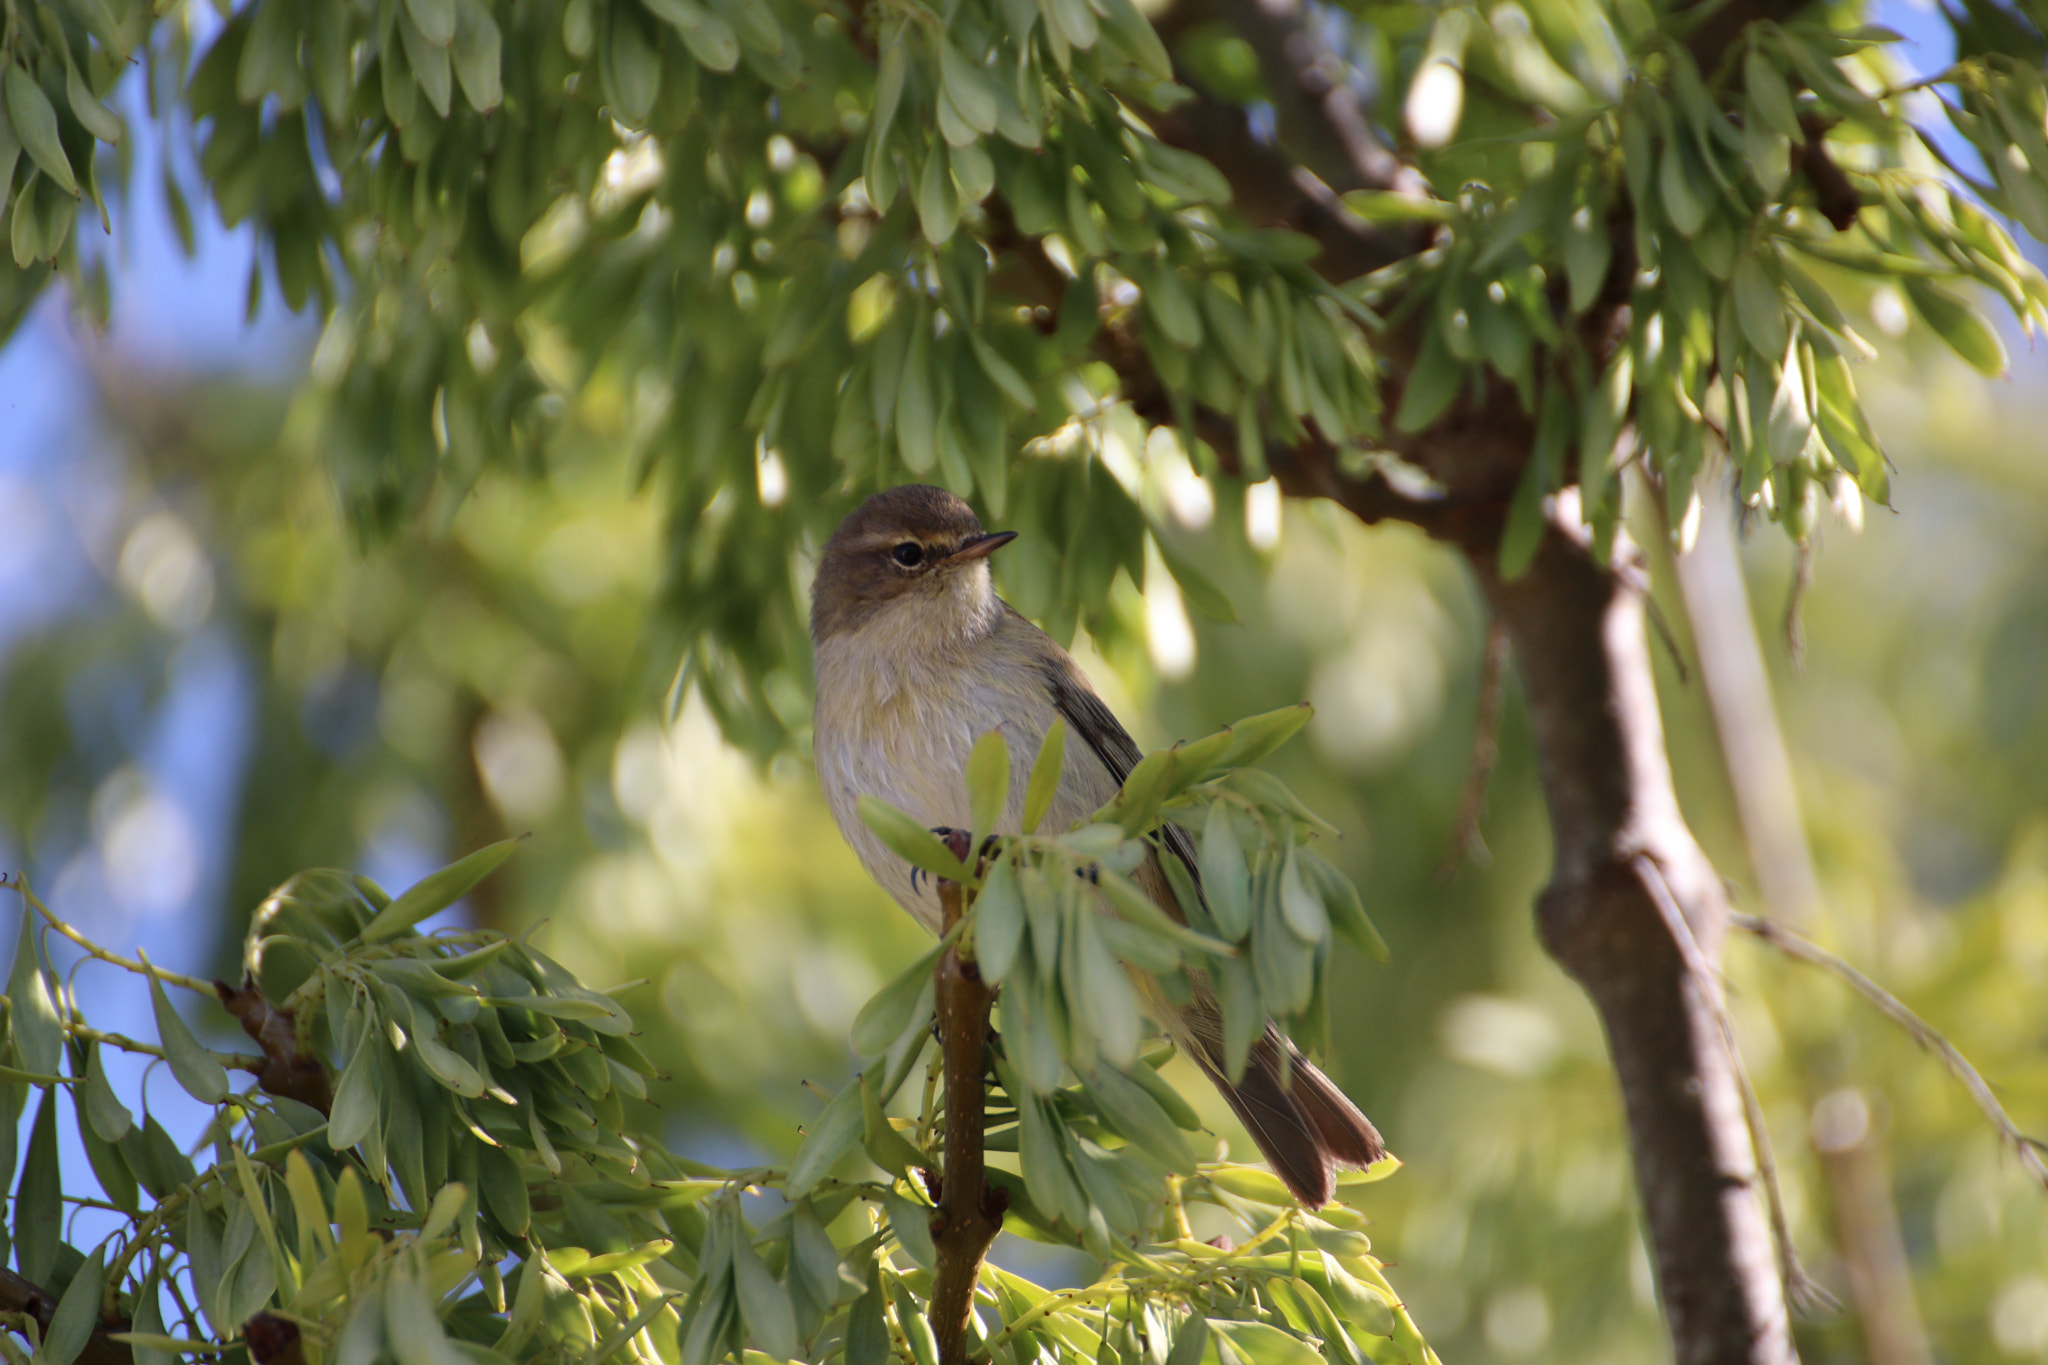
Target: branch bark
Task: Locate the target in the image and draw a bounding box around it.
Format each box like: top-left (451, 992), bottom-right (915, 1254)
top-left (0, 1269), bottom-right (131, 1365)
top-left (1124, 0), bottom-right (1817, 1356)
top-left (927, 845), bottom-right (1003, 1365)
top-left (1473, 509), bottom-right (1793, 1365)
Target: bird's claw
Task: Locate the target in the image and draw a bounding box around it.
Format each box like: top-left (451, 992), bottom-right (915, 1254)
top-left (911, 828), bottom-right (1000, 894)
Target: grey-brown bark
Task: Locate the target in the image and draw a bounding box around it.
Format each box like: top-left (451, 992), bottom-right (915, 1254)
top-left (1077, 1), bottom-right (1822, 1359)
top-left (1474, 511), bottom-right (1792, 1365)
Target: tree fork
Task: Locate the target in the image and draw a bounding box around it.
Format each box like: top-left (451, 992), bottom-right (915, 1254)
top-left (1474, 509), bottom-right (1793, 1365)
top-left (927, 836), bottom-right (1004, 1365)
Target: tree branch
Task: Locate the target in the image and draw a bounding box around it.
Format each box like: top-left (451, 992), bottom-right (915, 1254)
top-left (1474, 506), bottom-right (1795, 1365)
top-left (927, 837), bottom-right (1003, 1365)
top-left (1145, 0), bottom-right (1433, 280)
top-left (1733, 911), bottom-right (2048, 1191)
top-left (0, 1269), bottom-right (131, 1365)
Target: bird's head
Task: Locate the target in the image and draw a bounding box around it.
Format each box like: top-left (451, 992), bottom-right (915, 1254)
top-left (810, 485), bottom-right (1016, 645)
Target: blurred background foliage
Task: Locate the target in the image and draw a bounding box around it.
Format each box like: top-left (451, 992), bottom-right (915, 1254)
top-left (3, 0), bottom-right (2048, 1354)
top-left (4, 282), bottom-right (2046, 1362)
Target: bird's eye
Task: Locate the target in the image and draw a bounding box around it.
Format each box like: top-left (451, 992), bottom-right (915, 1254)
top-left (891, 542), bottom-right (925, 568)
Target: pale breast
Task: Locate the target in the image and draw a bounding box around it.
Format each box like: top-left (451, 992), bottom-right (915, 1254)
top-left (813, 621), bottom-right (1122, 934)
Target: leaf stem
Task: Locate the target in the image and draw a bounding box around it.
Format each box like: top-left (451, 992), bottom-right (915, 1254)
top-left (20, 882), bottom-right (217, 996)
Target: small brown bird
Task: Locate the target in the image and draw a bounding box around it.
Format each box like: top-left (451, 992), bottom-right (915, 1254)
top-left (810, 484), bottom-right (1384, 1206)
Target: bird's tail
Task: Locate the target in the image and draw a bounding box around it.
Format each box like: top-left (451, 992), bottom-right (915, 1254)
top-left (1182, 1023), bottom-right (1386, 1207)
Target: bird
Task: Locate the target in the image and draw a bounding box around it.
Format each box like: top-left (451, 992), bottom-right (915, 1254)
top-left (809, 483), bottom-right (1384, 1206)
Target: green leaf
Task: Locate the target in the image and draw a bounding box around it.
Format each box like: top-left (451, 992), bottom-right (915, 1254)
top-left (1658, 142), bottom-right (1708, 236)
top-left (73, 1057), bottom-right (138, 1214)
top-left (731, 1222), bottom-right (799, 1360)
top-left (883, 1189), bottom-right (937, 1270)
top-left (8, 909), bottom-right (63, 1077)
top-left (1732, 253), bottom-right (1788, 362)
top-left (896, 317), bottom-right (939, 473)
top-left (16, 1088), bottom-right (60, 1281)
top-left (1023, 719), bottom-right (1067, 834)
top-left (452, 0), bottom-right (503, 112)
top-left (975, 857), bottom-right (1026, 983)
top-left (1745, 48), bottom-right (1802, 140)
top-left (1097, 0), bottom-right (1172, 80)
top-left (967, 729), bottom-right (1011, 848)
top-left (477, 1144), bottom-right (530, 1236)
top-left (844, 1264), bottom-right (890, 1365)
top-left (1394, 330), bottom-right (1461, 432)
top-left (1144, 262), bottom-right (1205, 349)
top-left (785, 1078), bottom-right (862, 1199)
top-left (361, 838), bottom-right (522, 942)
top-left (412, 1028), bottom-right (487, 1098)
top-left (1208, 1321), bottom-right (1322, 1365)
top-left (1014, 1082), bottom-right (1087, 1225)
top-left (1154, 534), bottom-right (1237, 623)
top-left (42, 1247), bottom-right (106, 1365)
top-left (1199, 805), bottom-right (1251, 941)
top-left (1076, 912), bottom-right (1141, 1067)
top-left (65, 65), bottom-right (120, 144)
top-left (1127, 1052), bottom-right (1204, 1129)
top-left (1214, 703), bottom-right (1315, 770)
top-left (145, 964), bottom-right (230, 1104)
top-left (602, 3), bottom-right (662, 125)
top-left (1301, 850), bottom-right (1389, 964)
top-left (938, 40), bottom-right (998, 137)
top-left (328, 1038), bottom-right (381, 1149)
top-left (398, 4), bottom-right (454, 118)
top-left (6, 67), bottom-right (76, 197)
top-left (1499, 433), bottom-right (1550, 581)
top-left (1078, 1066), bottom-right (1195, 1173)
top-left (860, 1073), bottom-right (929, 1178)
top-left (405, 0), bottom-right (457, 46)
top-left (857, 795), bottom-right (970, 883)
top-left (1578, 348), bottom-right (1631, 518)
top-left (643, 0), bottom-right (740, 71)
top-left (1278, 846), bottom-right (1328, 943)
top-left (916, 142), bottom-right (959, 245)
top-left (82, 1042), bottom-right (133, 1143)
top-left (1164, 1314), bottom-right (1208, 1365)
top-left (970, 333), bottom-right (1036, 410)
top-left (851, 944), bottom-right (941, 1056)
top-left (1903, 277), bottom-right (2008, 376)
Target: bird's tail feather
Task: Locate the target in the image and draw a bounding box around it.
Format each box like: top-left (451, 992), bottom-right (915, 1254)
top-left (1186, 1028), bottom-right (1387, 1207)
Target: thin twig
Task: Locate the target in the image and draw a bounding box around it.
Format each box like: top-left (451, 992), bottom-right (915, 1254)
top-left (927, 834), bottom-right (1004, 1365)
top-left (1732, 911), bottom-right (2048, 1190)
top-left (1438, 615), bottom-right (1508, 875)
top-left (1782, 543), bottom-right (1812, 672)
top-left (15, 879), bottom-right (217, 996)
top-left (1634, 858), bottom-right (1834, 1312)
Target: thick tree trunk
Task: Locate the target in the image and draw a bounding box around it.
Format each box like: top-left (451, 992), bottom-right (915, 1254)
top-left (1473, 510), bottom-right (1793, 1365)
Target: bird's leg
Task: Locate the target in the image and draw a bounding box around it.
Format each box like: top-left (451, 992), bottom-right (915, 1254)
top-left (911, 828), bottom-right (1001, 895)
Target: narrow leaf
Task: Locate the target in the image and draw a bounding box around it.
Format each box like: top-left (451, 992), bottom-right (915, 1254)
top-left (1023, 719), bottom-right (1067, 834)
top-left (145, 965), bottom-right (229, 1104)
top-left (856, 795), bottom-right (969, 883)
top-left (362, 838), bottom-right (522, 941)
top-left (967, 729), bottom-right (1010, 848)
top-left (5, 68), bottom-right (76, 196)
top-left (974, 858), bottom-right (1025, 984)
top-left (850, 945), bottom-right (942, 1056)
top-left (731, 1227), bottom-right (799, 1360)
top-left (42, 1248), bottom-right (106, 1365)
top-left (785, 1080), bottom-right (864, 1198)
top-left (8, 909), bottom-right (62, 1077)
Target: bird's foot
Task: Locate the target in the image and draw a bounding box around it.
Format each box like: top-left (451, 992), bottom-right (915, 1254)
top-left (910, 828), bottom-right (1001, 893)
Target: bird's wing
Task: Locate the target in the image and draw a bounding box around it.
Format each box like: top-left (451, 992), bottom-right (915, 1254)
top-left (1029, 630), bottom-right (1207, 911)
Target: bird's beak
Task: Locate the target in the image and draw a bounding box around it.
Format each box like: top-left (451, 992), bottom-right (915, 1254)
top-left (944, 531), bottom-right (1017, 565)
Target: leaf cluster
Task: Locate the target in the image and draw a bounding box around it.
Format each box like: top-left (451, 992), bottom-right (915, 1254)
top-left (0, 705), bottom-right (1433, 1365)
